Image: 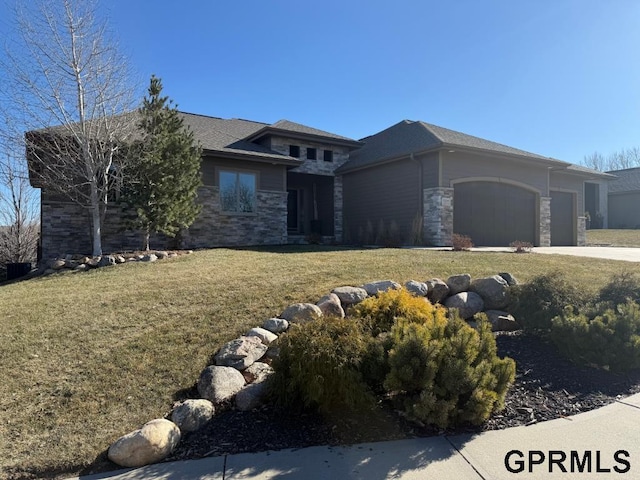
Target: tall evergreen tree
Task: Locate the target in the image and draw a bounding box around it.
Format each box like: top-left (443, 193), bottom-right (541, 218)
top-left (124, 75), bottom-right (202, 251)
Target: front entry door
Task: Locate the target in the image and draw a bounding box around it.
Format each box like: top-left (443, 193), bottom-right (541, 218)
top-left (287, 189), bottom-right (299, 232)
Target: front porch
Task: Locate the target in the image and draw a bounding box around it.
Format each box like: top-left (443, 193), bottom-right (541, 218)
top-left (286, 173), bottom-right (336, 238)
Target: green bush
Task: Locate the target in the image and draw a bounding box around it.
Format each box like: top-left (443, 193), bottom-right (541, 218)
top-left (509, 271), bottom-right (584, 332)
top-left (269, 317), bottom-right (374, 413)
top-left (551, 300), bottom-right (640, 371)
top-left (384, 314), bottom-right (515, 428)
top-left (353, 288), bottom-right (449, 336)
top-left (596, 272), bottom-right (640, 308)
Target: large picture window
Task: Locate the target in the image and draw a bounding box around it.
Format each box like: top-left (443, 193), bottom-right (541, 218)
top-left (219, 170), bottom-right (257, 213)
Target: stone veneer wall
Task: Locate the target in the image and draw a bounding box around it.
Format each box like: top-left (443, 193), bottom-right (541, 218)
top-left (539, 197), bottom-right (551, 247)
top-left (577, 216), bottom-right (586, 246)
top-left (184, 187), bottom-right (287, 248)
top-left (269, 137), bottom-right (350, 175)
top-left (423, 187), bottom-right (454, 246)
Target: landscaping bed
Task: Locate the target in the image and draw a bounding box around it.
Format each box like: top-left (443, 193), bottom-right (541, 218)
top-left (160, 331), bottom-right (640, 464)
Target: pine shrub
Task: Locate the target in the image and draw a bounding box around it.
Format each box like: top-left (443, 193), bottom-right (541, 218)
top-left (353, 288), bottom-right (448, 336)
top-left (551, 301), bottom-right (640, 371)
top-left (269, 317), bottom-right (374, 413)
top-left (509, 271), bottom-right (584, 332)
top-left (384, 315), bottom-right (515, 428)
top-left (596, 272), bottom-right (640, 308)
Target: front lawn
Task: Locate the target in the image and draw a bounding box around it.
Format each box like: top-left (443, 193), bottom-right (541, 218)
top-left (1, 246), bottom-right (637, 479)
top-left (587, 229), bottom-right (640, 247)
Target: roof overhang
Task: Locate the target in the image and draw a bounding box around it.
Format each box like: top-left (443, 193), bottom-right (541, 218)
top-left (202, 148), bottom-right (303, 166)
top-left (245, 126), bottom-right (363, 150)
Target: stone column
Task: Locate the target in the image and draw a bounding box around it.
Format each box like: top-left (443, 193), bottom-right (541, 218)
top-left (333, 176), bottom-right (343, 243)
top-left (539, 196), bottom-right (551, 247)
top-left (577, 216), bottom-right (586, 246)
top-left (423, 187), bottom-right (454, 246)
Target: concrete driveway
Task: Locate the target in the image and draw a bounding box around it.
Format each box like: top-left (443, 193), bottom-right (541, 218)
top-left (466, 246), bottom-right (640, 263)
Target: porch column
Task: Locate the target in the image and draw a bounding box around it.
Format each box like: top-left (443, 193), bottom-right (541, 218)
top-left (539, 196), bottom-right (551, 247)
top-left (423, 187), bottom-right (453, 246)
top-left (333, 176), bottom-right (343, 243)
top-left (577, 216), bottom-right (587, 246)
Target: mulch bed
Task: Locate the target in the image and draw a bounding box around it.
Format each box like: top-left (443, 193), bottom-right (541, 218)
top-left (167, 331), bottom-right (640, 462)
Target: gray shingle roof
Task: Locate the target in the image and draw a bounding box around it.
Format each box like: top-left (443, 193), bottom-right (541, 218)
top-left (606, 167), bottom-right (640, 193)
top-left (338, 120), bottom-right (568, 173)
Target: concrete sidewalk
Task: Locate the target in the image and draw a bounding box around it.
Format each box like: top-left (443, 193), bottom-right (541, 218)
top-left (70, 392), bottom-right (640, 479)
top-left (471, 246), bottom-right (640, 262)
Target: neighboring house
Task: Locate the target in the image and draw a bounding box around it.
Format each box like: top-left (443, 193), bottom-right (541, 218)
top-left (28, 114), bottom-right (612, 259)
top-left (607, 167), bottom-right (640, 229)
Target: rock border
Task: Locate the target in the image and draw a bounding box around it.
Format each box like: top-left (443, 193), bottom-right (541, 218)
top-left (107, 272), bottom-right (521, 467)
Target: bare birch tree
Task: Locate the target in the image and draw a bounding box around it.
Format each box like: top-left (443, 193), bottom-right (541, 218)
top-left (0, 0), bottom-right (138, 256)
top-left (0, 152), bottom-right (39, 266)
top-left (583, 148), bottom-right (640, 172)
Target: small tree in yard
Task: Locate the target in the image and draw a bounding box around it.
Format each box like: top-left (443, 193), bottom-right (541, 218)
top-left (122, 76), bottom-right (202, 251)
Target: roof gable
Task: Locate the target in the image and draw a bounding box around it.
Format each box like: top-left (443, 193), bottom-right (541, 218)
top-left (607, 167), bottom-right (640, 192)
top-left (246, 119), bottom-right (362, 148)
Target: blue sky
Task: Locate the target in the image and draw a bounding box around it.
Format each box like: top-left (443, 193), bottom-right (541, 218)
top-left (4, 0), bottom-right (640, 165)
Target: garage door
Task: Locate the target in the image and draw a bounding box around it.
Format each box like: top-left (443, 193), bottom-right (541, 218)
top-left (550, 191), bottom-right (574, 246)
top-left (454, 182), bottom-right (536, 246)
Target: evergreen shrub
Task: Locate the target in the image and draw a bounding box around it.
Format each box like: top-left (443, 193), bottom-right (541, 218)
top-left (353, 288), bottom-right (448, 336)
top-left (509, 271), bottom-right (584, 332)
top-left (269, 317), bottom-right (374, 413)
top-left (550, 300), bottom-right (640, 371)
top-left (384, 314), bottom-right (515, 428)
top-left (596, 272), bottom-right (640, 308)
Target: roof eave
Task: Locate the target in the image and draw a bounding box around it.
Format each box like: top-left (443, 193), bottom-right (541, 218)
top-left (246, 127), bottom-right (363, 149)
top-left (202, 148), bottom-right (303, 166)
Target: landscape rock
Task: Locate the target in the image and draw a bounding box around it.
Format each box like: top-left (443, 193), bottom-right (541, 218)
top-left (155, 251), bottom-right (169, 259)
top-left (331, 286), bottom-right (368, 305)
top-left (444, 292), bottom-right (485, 319)
top-left (50, 259), bottom-right (66, 270)
top-left (405, 280), bottom-right (429, 297)
top-left (361, 280), bottom-right (401, 296)
top-left (235, 382), bottom-right (268, 411)
top-left (107, 419), bottom-right (181, 468)
top-left (171, 399), bottom-right (214, 433)
top-left (141, 253), bottom-right (158, 262)
top-left (74, 264), bottom-right (88, 271)
top-left (484, 310), bottom-right (521, 332)
top-left (262, 318), bottom-right (289, 333)
top-left (243, 362), bottom-right (274, 384)
top-left (499, 272), bottom-right (519, 286)
top-left (98, 255), bottom-right (117, 268)
top-left (280, 303), bottom-right (322, 323)
top-left (215, 336), bottom-right (268, 370)
top-left (197, 365), bottom-right (246, 403)
top-left (427, 278), bottom-right (450, 303)
top-left (316, 293), bottom-right (345, 318)
top-left (246, 327), bottom-right (278, 345)
top-left (447, 274), bottom-right (471, 295)
top-left (115, 255), bottom-right (126, 264)
top-left (470, 275), bottom-right (510, 310)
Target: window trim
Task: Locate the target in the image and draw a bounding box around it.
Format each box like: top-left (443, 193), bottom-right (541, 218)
top-left (289, 145), bottom-right (300, 158)
top-left (323, 149), bottom-right (333, 162)
top-left (306, 147), bottom-right (317, 160)
top-left (218, 169), bottom-right (258, 215)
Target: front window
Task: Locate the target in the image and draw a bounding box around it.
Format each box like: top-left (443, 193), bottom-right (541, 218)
top-left (220, 170), bottom-right (257, 213)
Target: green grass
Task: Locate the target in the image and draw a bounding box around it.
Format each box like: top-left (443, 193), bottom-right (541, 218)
top-left (586, 229), bottom-right (640, 247)
top-left (1, 246), bottom-right (639, 478)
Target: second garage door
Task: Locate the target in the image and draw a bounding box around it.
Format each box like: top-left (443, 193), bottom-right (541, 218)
top-left (453, 181), bottom-right (537, 246)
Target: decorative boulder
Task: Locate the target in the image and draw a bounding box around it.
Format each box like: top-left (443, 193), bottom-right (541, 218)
top-left (243, 362), bottom-right (274, 384)
top-left (246, 327), bottom-right (278, 345)
top-left (361, 280), bottom-right (401, 297)
top-left (405, 280), bottom-right (429, 297)
top-left (331, 286), bottom-right (368, 306)
top-left (427, 278), bottom-right (450, 303)
top-left (107, 419), bottom-right (181, 468)
top-left (235, 382), bottom-right (268, 411)
top-left (446, 274), bottom-right (471, 296)
top-left (50, 259), bottom-right (66, 270)
top-left (171, 399), bottom-right (214, 433)
top-left (499, 272), bottom-right (519, 287)
top-left (115, 255), bottom-right (126, 264)
top-left (262, 318), bottom-right (289, 334)
top-left (444, 292), bottom-right (484, 319)
top-left (197, 365), bottom-right (246, 403)
top-left (215, 336), bottom-right (268, 370)
top-left (98, 255), bottom-right (117, 268)
top-left (141, 254), bottom-right (158, 262)
top-left (280, 303), bottom-right (322, 323)
top-left (155, 251), bottom-right (169, 259)
top-left (470, 275), bottom-right (510, 310)
top-left (484, 310), bottom-right (521, 332)
top-left (316, 293), bottom-right (345, 318)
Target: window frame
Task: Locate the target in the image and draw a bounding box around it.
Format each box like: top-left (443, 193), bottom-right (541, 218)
top-left (218, 169), bottom-right (258, 215)
top-left (289, 145), bottom-right (300, 158)
top-left (306, 147), bottom-right (317, 160)
top-left (323, 149), bottom-right (333, 162)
